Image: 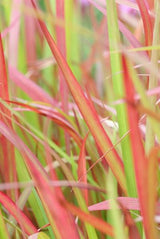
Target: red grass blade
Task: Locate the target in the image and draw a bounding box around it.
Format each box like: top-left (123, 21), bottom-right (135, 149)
top-left (122, 55), bottom-right (157, 239)
top-left (121, 204), bottom-right (141, 239)
top-left (56, 0), bottom-right (70, 153)
top-left (24, 0), bottom-right (36, 73)
top-left (7, 100), bottom-right (82, 146)
top-left (0, 191), bottom-right (37, 235)
top-left (30, 0), bottom-right (127, 194)
top-left (0, 35), bottom-right (9, 100)
top-left (0, 121), bottom-right (80, 239)
top-left (56, 0), bottom-right (68, 111)
top-left (136, 0), bottom-right (153, 47)
top-left (78, 133), bottom-right (88, 204)
top-left (64, 200), bottom-right (114, 237)
top-left (147, 0), bottom-right (154, 10)
top-left (0, 34), bottom-right (16, 198)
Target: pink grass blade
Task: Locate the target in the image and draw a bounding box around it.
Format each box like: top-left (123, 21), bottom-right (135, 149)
top-left (0, 34), bottom-right (16, 198)
top-left (56, 0), bottom-right (70, 153)
top-left (30, 0), bottom-right (127, 194)
top-left (9, 66), bottom-right (55, 105)
top-left (78, 133), bottom-right (88, 204)
top-left (56, 0), bottom-right (68, 109)
top-left (122, 56), bottom-right (157, 239)
top-left (88, 197), bottom-right (140, 211)
top-left (0, 191), bottom-right (37, 235)
top-left (89, 196), bottom-right (160, 212)
top-left (24, 0), bottom-right (36, 74)
top-left (0, 121), bottom-right (80, 239)
top-left (89, 194), bottom-right (159, 220)
top-left (0, 35), bottom-right (9, 101)
top-left (64, 200), bottom-right (114, 237)
top-left (1, 16), bottom-right (20, 39)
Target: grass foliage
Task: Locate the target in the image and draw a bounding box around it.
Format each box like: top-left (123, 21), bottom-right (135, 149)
top-left (0, 0), bottom-right (160, 238)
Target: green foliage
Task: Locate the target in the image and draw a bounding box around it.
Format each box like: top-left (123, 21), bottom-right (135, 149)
top-left (0, 0), bottom-right (160, 238)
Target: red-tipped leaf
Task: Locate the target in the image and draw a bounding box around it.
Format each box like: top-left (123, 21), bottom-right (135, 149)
top-left (0, 121), bottom-right (80, 239)
top-left (30, 0), bottom-right (127, 194)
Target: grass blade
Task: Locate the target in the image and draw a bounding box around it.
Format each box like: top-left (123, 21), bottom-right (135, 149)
top-left (24, 0), bottom-right (36, 80)
top-left (145, 0), bottom-right (160, 153)
top-left (136, 0), bottom-right (153, 47)
top-left (78, 133), bottom-right (88, 204)
top-left (56, 0), bottom-right (70, 153)
top-left (9, 66), bottom-right (55, 105)
top-left (30, 0), bottom-right (127, 194)
top-left (106, 0), bottom-right (137, 197)
top-left (8, 0), bottom-right (21, 67)
top-left (64, 200), bottom-right (114, 237)
top-left (123, 55), bottom-right (157, 239)
top-left (0, 191), bottom-right (37, 235)
top-left (0, 121), bottom-right (80, 239)
top-left (0, 209), bottom-right (10, 239)
top-left (0, 34), bottom-right (16, 198)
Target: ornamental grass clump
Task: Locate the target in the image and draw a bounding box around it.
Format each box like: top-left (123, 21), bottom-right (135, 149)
top-left (0, 0), bottom-right (160, 238)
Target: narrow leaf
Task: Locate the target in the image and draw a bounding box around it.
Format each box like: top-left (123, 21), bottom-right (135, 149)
top-left (123, 55), bottom-right (157, 239)
top-left (31, 0), bottom-right (127, 194)
top-left (136, 0), bottom-right (153, 47)
top-left (8, 0), bottom-right (21, 67)
top-left (145, 0), bottom-right (160, 153)
top-left (9, 66), bottom-right (55, 105)
top-left (78, 133), bottom-right (88, 204)
top-left (88, 197), bottom-right (140, 211)
top-left (106, 0), bottom-right (137, 197)
top-left (56, 0), bottom-right (70, 153)
top-left (0, 121), bottom-right (80, 239)
top-left (24, 0), bottom-right (36, 73)
top-left (0, 209), bottom-right (10, 239)
top-left (147, 146), bottom-right (159, 238)
top-left (64, 200), bottom-right (114, 237)
top-left (0, 191), bottom-right (37, 235)
top-left (0, 34), bottom-right (16, 197)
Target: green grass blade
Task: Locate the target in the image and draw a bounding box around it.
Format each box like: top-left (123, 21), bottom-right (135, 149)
top-left (0, 209), bottom-right (10, 239)
top-left (106, 0), bottom-right (137, 197)
top-left (145, 0), bottom-right (160, 154)
top-left (31, 0), bottom-right (127, 195)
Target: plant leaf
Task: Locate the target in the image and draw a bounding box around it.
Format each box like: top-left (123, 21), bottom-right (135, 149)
top-left (78, 133), bottom-right (88, 204)
top-left (64, 200), bottom-right (114, 237)
top-left (30, 0), bottom-right (127, 194)
top-left (122, 55), bottom-right (157, 239)
top-left (136, 0), bottom-right (153, 47)
top-left (0, 34), bottom-right (16, 198)
top-left (0, 191), bottom-right (37, 235)
top-left (0, 121), bottom-right (80, 239)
